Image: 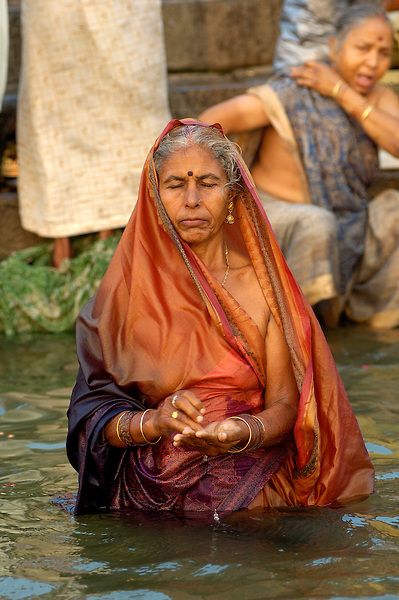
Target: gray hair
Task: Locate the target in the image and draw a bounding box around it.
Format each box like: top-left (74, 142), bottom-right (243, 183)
top-left (335, 4), bottom-right (393, 46)
top-left (153, 124), bottom-right (243, 194)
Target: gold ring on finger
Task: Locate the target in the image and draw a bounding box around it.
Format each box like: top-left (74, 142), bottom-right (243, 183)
top-left (172, 395), bottom-right (178, 408)
top-left (171, 410), bottom-right (179, 419)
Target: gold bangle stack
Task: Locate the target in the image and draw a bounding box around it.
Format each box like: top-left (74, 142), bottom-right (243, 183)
top-left (227, 416), bottom-right (252, 453)
top-left (140, 409), bottom-right (162, 445)
top-left (227, 413), bottom-right (266, 454)
top-left (251, 414), bottom-right (266, 434)
top-left (360, 104), bottom-right (374, 122)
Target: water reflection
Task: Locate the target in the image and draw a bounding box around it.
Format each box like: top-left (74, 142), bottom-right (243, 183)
top-left (0, 328), bottom-right (398, 599)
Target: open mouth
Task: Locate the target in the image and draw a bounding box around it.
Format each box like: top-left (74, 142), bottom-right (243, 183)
top-left (355, 74), bottom-right (375, 91)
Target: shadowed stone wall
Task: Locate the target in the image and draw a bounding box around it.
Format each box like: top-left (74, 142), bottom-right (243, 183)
top-left (163, 0), bottom-right (283, 116)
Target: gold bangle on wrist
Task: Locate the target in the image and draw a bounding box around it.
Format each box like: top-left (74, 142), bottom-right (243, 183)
top-left (116, 411), bottom-right (128, 444)
top-left (140, 409), bottom-right (162, 445)
top-left (116, 410), bottom-right (137, 447)
top-left (332, 80), bottom-right (344, 100)
top-left (227, 416), bottom-right (252, 453)
top-left (360, 104), bottom-right (374, 122)
top-left (251, 414), bottom-right (266, 434)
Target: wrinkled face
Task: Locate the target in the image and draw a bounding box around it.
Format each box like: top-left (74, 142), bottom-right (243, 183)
top-left (158, 144), bottom-right (229, 247)
top-left (329, 17), bottom-right (393, 95)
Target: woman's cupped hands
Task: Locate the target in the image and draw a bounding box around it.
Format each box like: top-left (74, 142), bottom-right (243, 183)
top-left (154, 390), bottom-right (248, 456)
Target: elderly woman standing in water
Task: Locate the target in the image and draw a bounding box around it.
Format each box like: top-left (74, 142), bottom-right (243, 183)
top-left (67, 120), bottom-right (374, 516)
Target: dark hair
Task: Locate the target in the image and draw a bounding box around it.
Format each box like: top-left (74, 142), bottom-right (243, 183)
top-left (335, 3), bottom-right (393, 46)
top-left (153, 125), bottom-right (242, 193)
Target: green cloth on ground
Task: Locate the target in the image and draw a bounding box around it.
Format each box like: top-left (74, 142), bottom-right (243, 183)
top-left (0, 235), bottom-right (120, 336)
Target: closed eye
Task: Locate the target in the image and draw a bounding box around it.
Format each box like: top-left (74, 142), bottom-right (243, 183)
top-left (166, 183), bottom-right (184, 189)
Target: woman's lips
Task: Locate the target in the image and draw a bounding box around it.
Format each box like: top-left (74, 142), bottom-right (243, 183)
top-left (179, 219), bottom-right (207, 228)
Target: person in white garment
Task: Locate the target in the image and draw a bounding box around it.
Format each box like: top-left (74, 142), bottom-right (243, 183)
top-left (17, 0), bottom-right (171, 267)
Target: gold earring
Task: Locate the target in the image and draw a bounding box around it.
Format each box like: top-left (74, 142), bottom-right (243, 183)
top-left (225, 201), bottom-right (235, 225)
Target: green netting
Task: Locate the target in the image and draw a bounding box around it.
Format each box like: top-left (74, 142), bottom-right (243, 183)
top-left (0, 235), bottom-right (120, 336)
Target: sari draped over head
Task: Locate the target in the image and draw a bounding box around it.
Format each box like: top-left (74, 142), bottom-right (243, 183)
top-left (249, 72), bottom-right (379, 295)
top-left (67, 119), bottom-right (374, 515)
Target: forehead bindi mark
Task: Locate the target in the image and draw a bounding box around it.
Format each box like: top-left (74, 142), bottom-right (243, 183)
top-left (187, 171), bottom-right (193, 176)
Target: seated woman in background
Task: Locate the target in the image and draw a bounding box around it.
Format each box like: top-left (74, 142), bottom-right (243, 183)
top-left (67, 120), bottom-right (373, 517)
top-left (199, 4), bottom-right (399, 329)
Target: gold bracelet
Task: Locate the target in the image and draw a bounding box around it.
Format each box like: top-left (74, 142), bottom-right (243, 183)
top-left (360, 104), bottom-right (373, 122)
top-left (116, 410), bottom-right (138, 447)
top-left (227, 416), bottom-right (252, 453)
top-left (251, 414), bottom-right (266, 434)
top-left (140, 409), bottom-right (162, 445)
top-left (116, 411), bottom-right (128, 445)
top-left (332, 80), bottom-right (344, 100)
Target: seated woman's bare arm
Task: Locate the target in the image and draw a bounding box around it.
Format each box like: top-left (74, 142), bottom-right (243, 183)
top-left (360, 86), bottom-right (399, 157)
top-left (198, 94), bottom-right (270, 134)
top-left (292, 61), bottom-right (399, 157)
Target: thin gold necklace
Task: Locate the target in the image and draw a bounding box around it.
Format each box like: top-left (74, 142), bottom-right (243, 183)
top-left (221, 242), bottom-right (230, 287)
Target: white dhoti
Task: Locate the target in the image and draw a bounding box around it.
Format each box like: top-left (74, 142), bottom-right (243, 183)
top-left (17, 0), bottom-right (170, 238)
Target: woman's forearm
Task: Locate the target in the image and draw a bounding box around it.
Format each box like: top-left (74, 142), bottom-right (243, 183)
top-left (105, 409), bottom-right (161, 448)
top-left (256, 400), bottom-right (297, 447)
top-left (228, 400), bottom-right (297, 451)
top-left (338, 84), bottom-right (399, 157)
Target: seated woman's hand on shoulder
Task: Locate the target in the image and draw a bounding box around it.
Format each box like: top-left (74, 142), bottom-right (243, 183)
top-left (291, 61), bottom-right (341, 99)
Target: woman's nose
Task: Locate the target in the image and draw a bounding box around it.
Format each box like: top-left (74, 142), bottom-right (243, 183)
top-left (184, 186), bottom-right (200, 207)
top-left (365, 50), bottom-right (378, 69)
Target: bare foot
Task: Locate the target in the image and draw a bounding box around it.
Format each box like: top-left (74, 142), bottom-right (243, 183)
top-left (53, 237), bottom-right (72, 268)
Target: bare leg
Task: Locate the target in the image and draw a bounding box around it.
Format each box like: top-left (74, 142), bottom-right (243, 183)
top-left (53, 237), bottom-right (72, 268)
top-left (98, 230), bottom-right (113, 241)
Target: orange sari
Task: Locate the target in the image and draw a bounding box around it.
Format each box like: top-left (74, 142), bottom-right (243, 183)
top-left (67, 119), bottom-right (374, 515)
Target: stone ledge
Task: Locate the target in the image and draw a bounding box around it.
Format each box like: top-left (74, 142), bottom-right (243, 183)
top-left (169, 65), bottom-right (272, 116)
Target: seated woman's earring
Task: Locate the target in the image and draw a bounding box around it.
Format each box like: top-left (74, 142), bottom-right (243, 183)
top-left (225, 201), bottom-right (235, 225)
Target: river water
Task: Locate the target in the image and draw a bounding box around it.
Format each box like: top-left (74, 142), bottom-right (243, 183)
top-left (0, 327), bottom-right (398, 600)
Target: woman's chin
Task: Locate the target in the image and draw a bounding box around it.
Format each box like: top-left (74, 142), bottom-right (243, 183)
top-left (178, 231), bottom-right (212, 247)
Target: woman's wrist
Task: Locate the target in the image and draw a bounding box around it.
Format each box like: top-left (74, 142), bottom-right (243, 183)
top-left (227, 414), bottom-right (266, 453)
top-left (138, 409), bottom-right (162, 443)
top-left (336, 84), bottom-right (373, 121)
top-left (331, 79), bottom-right (346, 101)
top-left (107, 409), bottom-right (162, 448)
